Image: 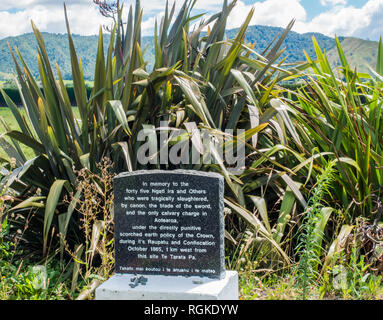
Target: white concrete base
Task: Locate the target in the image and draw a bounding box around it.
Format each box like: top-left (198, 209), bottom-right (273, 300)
top-left (95, 271), bottom-right (238, 300)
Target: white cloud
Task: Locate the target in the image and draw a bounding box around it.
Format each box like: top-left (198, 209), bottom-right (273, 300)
top-left (224, 0), bottom-right (383, 41)
top-left (0, 0), bottom-right (91, 11)
top-left (294, 0), bottom-right (383, 40)
top-left (0, 1), bottom-right (110, 38)
top-left (125, 0), bottom-right (225, 36)
top-left (320, 0), bottom-right (347, 6)
top-left (0, 0), bottom-right (39, 11)
top-left (0, 0), bottom-right (382, 41)
top-left (227, 0), bottom-right (306, 30)
top-left (0, 0), bottom-right (225, 38)
top-left (124, 0), bottom-right (223, 13)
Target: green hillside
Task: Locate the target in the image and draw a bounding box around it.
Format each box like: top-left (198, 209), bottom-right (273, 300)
top-left (0, 33), bottom-right (101, 80)
top-left (0, 26), bottom-right (378, 81)
top-left (229, 25), bottom-right (337, 63)
top-left (326, 37), bottom-right (378, 73)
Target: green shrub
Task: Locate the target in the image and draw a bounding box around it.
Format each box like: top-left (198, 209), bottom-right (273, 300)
top-left (0, 0), bottom-right (308, 268)
top-left (284, 36), bottom-right (383, 221)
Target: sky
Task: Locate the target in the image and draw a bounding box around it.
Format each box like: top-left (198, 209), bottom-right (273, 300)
top-left (0, 0), bottom-right (381, 41)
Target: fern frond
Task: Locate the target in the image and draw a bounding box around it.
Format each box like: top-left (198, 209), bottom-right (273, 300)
top-left (295, 160), bottom-right (337, 298)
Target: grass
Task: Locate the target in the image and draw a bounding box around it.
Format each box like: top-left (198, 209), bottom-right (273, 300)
top-left (0, 107), bottom-right (21, 131)
top-left (238, 268), bottom-right (383, 300)
top-left (0, 107), bottom-right (34, 160)
top-left (0, 218), bottom-right (83, 300)
top-left (0, 107), bottom-right (80, 161)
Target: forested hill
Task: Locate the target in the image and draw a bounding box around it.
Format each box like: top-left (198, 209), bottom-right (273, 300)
top-left (0, 25), bottom-right (378, 81)
top-left (228, 25), bottom-right (338, 62)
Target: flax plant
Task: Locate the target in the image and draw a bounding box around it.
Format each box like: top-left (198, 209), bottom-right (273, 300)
top-left (0, 0), bottom-right (313, 268)
top-left (284, 36), bottom-right (383, 221)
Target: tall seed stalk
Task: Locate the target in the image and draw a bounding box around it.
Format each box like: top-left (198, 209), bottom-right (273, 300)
top-left (295, 160), bottom-right (337, 299)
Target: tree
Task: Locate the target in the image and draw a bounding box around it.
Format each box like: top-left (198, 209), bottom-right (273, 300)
top-left (93, 0), bottom-right (120, 31)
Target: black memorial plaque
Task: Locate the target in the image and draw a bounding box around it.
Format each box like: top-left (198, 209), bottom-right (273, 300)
top-left (113, 170), bottom-right (225, 279)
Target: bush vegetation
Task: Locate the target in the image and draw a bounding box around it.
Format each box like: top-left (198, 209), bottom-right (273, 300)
top-left (1, 0), bottom-right (383, 300)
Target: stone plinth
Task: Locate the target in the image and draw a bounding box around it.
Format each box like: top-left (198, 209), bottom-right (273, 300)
top-left (96, 271), bottom-right (238, 300)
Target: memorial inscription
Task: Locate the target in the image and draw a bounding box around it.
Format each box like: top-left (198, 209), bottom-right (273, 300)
top-left (113, 170), bottom-right (225, 279)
